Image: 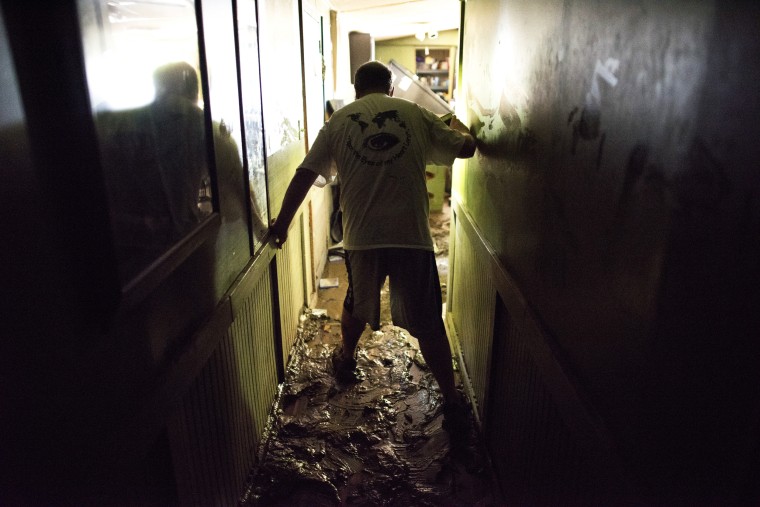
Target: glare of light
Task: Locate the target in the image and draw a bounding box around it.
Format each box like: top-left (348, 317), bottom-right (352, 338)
top-left (88, 44), bottom-right (201, 111)
top-left (397, 75), bottom-right (413, 91)
top-left (486, 20), bottom-right (529, 123)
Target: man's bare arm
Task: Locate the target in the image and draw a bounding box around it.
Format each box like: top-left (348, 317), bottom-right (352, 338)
top-left (449, 116), bottom-right (476, 158)
top-left (269, 167), bottom-right (319, 247)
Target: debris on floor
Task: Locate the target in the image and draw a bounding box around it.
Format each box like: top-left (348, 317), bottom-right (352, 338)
top-left (241, 311), bottom-right (499, 507)
top-left (319, 277), bottom-right (341, 289)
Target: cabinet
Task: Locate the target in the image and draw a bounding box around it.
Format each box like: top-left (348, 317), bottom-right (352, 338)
top-left (415, 48), bottom-right (454, 102)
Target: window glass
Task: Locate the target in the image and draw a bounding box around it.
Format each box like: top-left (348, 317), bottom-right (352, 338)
top-left (1, 4), bottom-right (36, 276)
top-left (201, 0), bottom-right (253, 296)
top-left (256, 0), bottom-right (302, 157)
top-left (78, 0), bottom-right (212, 284)
top-left (237, 0), bottom-right (269, 248)
top-left (0, 10), bottom-right (23, 130)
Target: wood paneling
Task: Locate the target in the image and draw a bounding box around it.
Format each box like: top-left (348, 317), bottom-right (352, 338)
top-left (448, 196), bottom-right (632, 502)
top-left (168, 267), bottom-right (279, 506)
top-left (276, 214), bottom-right (306, 371)
top-left (448, 205), bottom-right (496, 419)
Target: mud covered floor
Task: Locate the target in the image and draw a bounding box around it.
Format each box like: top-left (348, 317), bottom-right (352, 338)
top-left (240, 314), bottom-right (499, 506)
top-left (241, 201), bottom-right (500, 506)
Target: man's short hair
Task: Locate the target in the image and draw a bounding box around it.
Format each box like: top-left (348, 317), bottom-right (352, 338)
top-left (153, 62), bottom-right (199, 102)
top-left (354, 61), bottom-right (392, 95)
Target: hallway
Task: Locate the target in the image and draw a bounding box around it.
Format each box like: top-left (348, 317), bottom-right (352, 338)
top-left (4, 1), bottom-right (759, 504)
top-left (241, 204), bottom-right (500, 506)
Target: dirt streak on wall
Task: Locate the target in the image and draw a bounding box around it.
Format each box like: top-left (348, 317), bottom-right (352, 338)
top-left (457, 0), bottom-right (760, 501)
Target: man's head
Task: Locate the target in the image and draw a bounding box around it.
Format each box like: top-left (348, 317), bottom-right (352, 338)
top-left (153, 61), bottom-right (199, 103)
top-left (354, 61), bottom-right (393, 98)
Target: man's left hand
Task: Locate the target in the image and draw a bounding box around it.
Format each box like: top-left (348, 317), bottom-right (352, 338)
top-left (269, 218), bottom-right (287, 248)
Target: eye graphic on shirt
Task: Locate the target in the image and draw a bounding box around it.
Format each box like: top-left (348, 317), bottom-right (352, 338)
top-left (364, 133), bottom-right (399, 151)
top-left (346, 109), bottom-right (410, 166)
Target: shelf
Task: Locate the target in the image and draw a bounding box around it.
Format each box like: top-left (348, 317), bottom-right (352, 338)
top-left (412, 47), bottom-right (455, 105)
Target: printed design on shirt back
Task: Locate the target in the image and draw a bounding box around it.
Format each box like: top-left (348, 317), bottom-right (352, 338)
top-left (346, 110), bottom-right (411, 167)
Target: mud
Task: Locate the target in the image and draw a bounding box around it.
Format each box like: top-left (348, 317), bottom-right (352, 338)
top-left (240, 198), bottom-right (497, 505)
top-left (241, 312), bottom-right (499, 506)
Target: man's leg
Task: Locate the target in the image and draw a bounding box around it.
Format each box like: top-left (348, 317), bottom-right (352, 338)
top-left (416, 323), bottom-right (459, 405)
top-left (417, 322), bottom-right (471, 438)
top-left (417, 323), bottom-right (469, 436)
top-left (339, 307), bottom-right (365, 360)
top-left (387, 248), bottom-right (468, 433)
top-left (331, 307), bottom-right (365, 383)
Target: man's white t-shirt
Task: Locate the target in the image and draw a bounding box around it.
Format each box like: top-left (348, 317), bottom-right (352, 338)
top-left (300, 93), bottom-right (466, 251)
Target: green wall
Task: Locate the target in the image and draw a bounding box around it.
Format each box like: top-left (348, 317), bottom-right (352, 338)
top-left (375, 29), bottom-right (459, 72)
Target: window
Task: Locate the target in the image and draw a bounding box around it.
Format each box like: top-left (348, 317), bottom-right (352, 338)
top-left (78, 0), bottom-right (213, 284)
top-left (237, 0), bottom-right (269, 250)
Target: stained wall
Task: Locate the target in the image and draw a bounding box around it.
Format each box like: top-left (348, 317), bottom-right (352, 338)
top-left (454, 0), bottom-right (760, 501)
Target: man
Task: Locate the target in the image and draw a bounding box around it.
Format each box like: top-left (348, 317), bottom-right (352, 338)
top-left (270, 60), bottom-right (476, 433)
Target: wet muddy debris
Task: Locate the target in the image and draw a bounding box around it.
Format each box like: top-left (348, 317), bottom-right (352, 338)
top-left (241, 311), bottom-right (499, 507)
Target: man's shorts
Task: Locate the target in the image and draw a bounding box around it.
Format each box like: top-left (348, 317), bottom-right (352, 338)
top-left (343, 248), bottom-right (445, 338)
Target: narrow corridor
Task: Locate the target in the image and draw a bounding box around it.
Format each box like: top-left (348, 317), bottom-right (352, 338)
top-left (241, 203), bottom-right (501, 506)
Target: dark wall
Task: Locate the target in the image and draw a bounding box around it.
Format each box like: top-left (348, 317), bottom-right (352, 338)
top-left (1, 1), bottom-right (251, 503)
top-left (459, 0), bottom-right (759, 501)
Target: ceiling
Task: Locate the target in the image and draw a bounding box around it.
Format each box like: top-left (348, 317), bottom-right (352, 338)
top-left (329, 0), bottom-right (462, 40)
